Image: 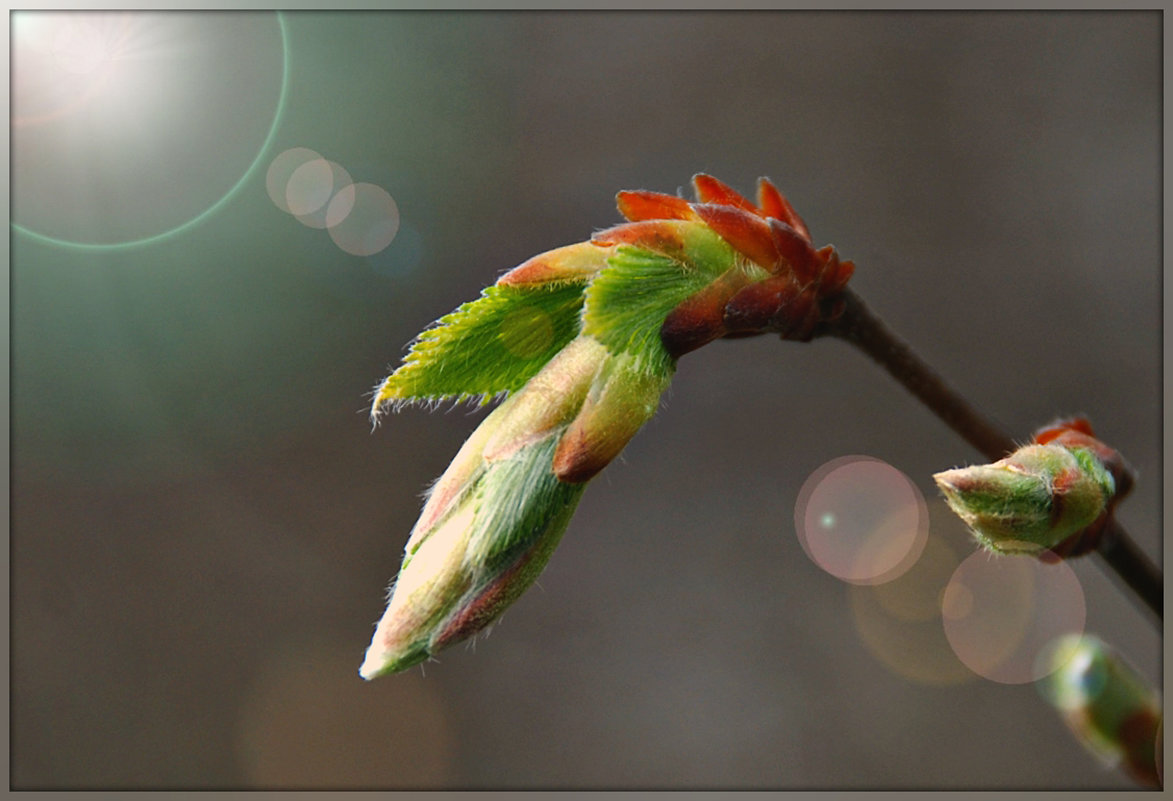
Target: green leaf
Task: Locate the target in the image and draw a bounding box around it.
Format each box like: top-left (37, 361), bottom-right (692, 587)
top-left (582, 245), bottom-right (726, 376)
top-left (373, 280), bottom-right (587, 411)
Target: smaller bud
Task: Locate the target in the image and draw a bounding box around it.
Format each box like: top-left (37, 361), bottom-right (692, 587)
top-left (933, 444), bottom-right (1114, 555)
top-left (1044, 635), bottom-right (1161, 788)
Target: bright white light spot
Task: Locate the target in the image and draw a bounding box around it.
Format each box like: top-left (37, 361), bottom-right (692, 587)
top-left (12, 12), bottom-right (286, 247)
top-left (11, 12), bottom-right (128, 127)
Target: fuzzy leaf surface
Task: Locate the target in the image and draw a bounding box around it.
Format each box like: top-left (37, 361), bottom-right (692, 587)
top-left (465, 433), bottom-right (586, 576)
top-left (582, 245), bottom-right (731, 376)
top-left (373, 281), bottom-right (587, 410)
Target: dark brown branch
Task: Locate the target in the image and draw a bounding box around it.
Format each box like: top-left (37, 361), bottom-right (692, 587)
top-left (817, 288), bottom-right (1162, 621)
top-left (1098, 519), bottom-right (1163, 621)
top-left (821, 289), bottom-right (1018, 460)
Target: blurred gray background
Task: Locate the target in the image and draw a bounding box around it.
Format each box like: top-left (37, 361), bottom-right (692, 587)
top-left (11, 10), bottom-right (1160, 789)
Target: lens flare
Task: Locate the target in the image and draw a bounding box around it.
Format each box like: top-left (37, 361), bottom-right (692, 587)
top-left (268, 150), bottom-right (404, 259)
top-left (12, 11), bottom-right (289, 250)
top-left (941, 549), bottom-right (1086, 684)
top-left (266, 148), bottom-right (323, 215)
top-left (794, 456), bottom-right (929, 585)
top-left (12, 12), bottom-right (129, 126)
top-left (52, 17), bottom-right (113, 75)
top-left (326, 183), bottom-right (401, 256)
top-left (288, 160), bottom-right (353, 228)
top-left (849, 531), bottom-right (976, 686)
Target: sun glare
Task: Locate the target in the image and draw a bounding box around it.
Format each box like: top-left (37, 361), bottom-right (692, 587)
top-left (11, 11), bottom-right (288, 250)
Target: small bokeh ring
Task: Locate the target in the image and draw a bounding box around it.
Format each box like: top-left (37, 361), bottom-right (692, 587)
top-left (794, 455), bottom-right (930, 585)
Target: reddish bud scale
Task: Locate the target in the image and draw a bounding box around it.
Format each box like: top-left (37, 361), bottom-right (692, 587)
top-left (1033, 417), bottom-right (1134, 500)
top-left (692, 204), bottom-right (781, 271)
top-left (723, 275), bottom-right (814, 339)
top-left (693, 173), bottom-right (760, 212)
top-left (1031, 418), bottom-right (1134, 558)
top-left (606, 174), bottom-right (855, 358)
top-left (1035, 417), bottom-right (1096, 441)
top-left (660, 268), bottom-right (755, 359)
top-left (816, 245), bottom-right (856, 295)
top-left (616, 190), bottom-right (698, 223)
top-left (592, 220), bottom-right (690, 262)
top-left (722, 275), bottom-right (797, 334)
top-left (770, 220), bottom-right (820, 284)
top-left (757, 176), bottom-right (810, 240)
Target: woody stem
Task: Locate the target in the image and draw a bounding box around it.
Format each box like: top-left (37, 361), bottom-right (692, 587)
top-left (818, 288), bottom-right (1162, 621)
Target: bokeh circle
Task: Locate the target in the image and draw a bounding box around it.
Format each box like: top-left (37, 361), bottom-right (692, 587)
top-left (288, 160), bottom-right (353, 229)
top-left (794, 456), bottom-right (929, 585)
top-left (326, 183), bottom-right (401, 256)
top-left (941, 550), bottom-right (1086, 684)
top-left (849, 531), bottom-right (975, 686)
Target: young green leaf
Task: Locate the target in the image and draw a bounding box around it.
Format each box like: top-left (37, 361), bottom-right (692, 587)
top-left (583, 244), bottom-right (731, 376)
top-left (372, 280), bottom-right (588, 414)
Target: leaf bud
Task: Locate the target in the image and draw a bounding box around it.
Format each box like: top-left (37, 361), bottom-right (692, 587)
top-left (933, 443), bottom-right (1115, 555)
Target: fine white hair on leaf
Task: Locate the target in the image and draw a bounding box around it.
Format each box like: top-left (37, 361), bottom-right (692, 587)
top-left (370, 388), bottom-right (512, 427)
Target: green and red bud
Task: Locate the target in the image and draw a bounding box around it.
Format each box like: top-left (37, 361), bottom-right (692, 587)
top-left (365, 174), bottom-right (856, 676)
top-left (403, 340), bottom-right (605, 541)
top-left (1033, 417), bottom-right (1134, 501)
top-left (934, 443), bottom-right (1116, 555)
top-left (933, 419), bottom-right (1126, 558)
top-left (1044, 634), bottom-right (1161, 788)
top-left (481, 336), bottom-right (603, 463)
top-left (362, 336), bottom-right (668, 679)
top-left (600, 174), bottom-right (855, 358)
